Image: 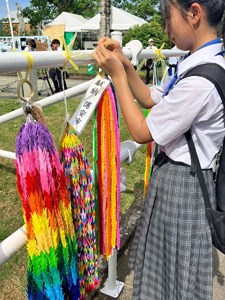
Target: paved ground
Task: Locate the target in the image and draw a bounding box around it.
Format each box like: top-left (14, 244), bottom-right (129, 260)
top-left (0, 75), bottom-right (87, 101)
top-left (94, 240), bottom-right (225, 300)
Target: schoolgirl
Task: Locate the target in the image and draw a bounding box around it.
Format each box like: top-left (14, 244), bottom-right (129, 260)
top-left (94, 0), bottom-right (225, 299)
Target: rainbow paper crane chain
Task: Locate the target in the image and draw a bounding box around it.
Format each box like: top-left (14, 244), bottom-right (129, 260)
top-left (59, 124), bottom-right (98, 300)
top-left (15, 122), bottom-right (80, 300)
top-left (94, 83), bottom-right (120, 259)
top-left (143, 109), bottom-right (161, 199)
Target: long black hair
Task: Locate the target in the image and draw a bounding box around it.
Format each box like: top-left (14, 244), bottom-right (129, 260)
top-left (160, 0), bottom-right (225, 45)
top-left (30, 39), bottom-right (36, 50)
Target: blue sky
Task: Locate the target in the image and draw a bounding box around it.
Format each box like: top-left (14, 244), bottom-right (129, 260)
top-left (0, 0), bottom-right (31, 20)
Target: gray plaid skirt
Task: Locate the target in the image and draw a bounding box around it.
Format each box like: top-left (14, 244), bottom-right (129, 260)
top-left (128, 152), bottom-right (216, 300)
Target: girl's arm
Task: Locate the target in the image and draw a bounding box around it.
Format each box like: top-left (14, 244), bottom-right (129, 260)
top-left (96, 37), bottom-right (156, 109)
top-left (113, 74), bottom-right (153, 144)
top-left (94, 43), bottom-right (153, 144)
top-left (124, 61), bottom-right (155, 109)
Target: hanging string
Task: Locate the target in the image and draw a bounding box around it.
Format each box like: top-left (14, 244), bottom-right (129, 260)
top-left (16, 51), bottom-right (34, 103)
top-left (143, 44), bottom-right (166, 199)
top-left (18, 52), bottom-right (34, 82)
top-left (61, 70), bottom-right (69, 120)
top-left (58, 36), bottom-right (76, 146)
top-left (59, 33), bottom-right (80, 72)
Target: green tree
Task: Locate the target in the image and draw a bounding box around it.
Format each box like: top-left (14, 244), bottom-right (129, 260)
top-left (22, 1), bottom-right (56, 28)
top-left (122, 22), bottom-right (169, 49)
top-left (22, 0), bottom-right (100, 28)
top-left (112, 0), bottom-right (159, 21)
top-left (0, 18), bottom-right (18, 36)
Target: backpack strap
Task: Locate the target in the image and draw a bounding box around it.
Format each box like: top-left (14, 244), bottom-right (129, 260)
top-left (184, 130), bottom-right (212, 208)
top-left (181, 63), bottom-right (225, 209)
top-left (181, 63), bottom-right (225, 107)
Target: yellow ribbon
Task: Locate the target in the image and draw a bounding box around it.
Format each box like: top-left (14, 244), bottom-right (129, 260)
top-left (92, 38), bottom-right (111, 78)
top-left (18, 52), bottom-right (34, 82)
top-left (59, 33), bottom-right (79, 71)
top-left (154, 43), bottom-right (166, 60)
top-left (105, 39), bottom-right (111, 47)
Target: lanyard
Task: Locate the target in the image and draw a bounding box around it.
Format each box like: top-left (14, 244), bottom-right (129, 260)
top-left (163, 38), bottom-right (222, 97)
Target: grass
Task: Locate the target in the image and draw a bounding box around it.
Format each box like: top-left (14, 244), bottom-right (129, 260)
top-left (67, 63), bottom-right (99, 74)
top-left (67, 62), bottom-right (164, 78)
top-left (0, 95), bottom-right (146, 299)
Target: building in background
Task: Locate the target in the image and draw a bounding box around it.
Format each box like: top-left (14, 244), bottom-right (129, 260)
top-left (2, 11), bottom-right (31, 36)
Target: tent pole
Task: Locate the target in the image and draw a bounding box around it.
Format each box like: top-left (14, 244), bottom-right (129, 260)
top-left (5, 0), bottom-right (16, 49)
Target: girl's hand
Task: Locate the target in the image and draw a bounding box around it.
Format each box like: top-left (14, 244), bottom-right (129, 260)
top-left (93, 43), bottom-right (126, 81)
top-left (97, 37), bottom-right (131, 70)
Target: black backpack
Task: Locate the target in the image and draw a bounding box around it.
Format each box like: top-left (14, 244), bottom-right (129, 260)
top-left (177, 63), bottom-right (225, 253)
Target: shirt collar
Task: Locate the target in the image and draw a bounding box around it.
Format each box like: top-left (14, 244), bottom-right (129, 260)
top-left (177, 42), bottom-right (223, 77)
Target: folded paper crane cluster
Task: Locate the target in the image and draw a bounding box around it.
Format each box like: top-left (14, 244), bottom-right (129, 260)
top-left (60, 124), bottom-right (98, 299)
top-left (15, 122), bottom-right (80, 299)
top-left (94, 84), bottom-right (121, 259)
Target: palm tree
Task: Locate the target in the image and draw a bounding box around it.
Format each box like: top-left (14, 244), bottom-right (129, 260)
top-left (99, 0), bottom-right (111, 38)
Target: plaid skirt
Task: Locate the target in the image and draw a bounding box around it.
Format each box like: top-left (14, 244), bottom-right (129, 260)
top-left (128, 152), bottom-right (216, 300)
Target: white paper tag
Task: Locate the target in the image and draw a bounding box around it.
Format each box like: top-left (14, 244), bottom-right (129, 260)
top-left (69, 74), bottom-right (111, 134)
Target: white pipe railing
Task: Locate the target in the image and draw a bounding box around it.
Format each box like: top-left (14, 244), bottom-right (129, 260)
top-left (0, 80), bottom-right (94, 124)
top-left (0, 49), bottom-right (188, 73)
top-left (0, 226), bottom-right (27, 267)
top-left (0, 50), bottom-right (95, 73)
top-left (138, 48), bottom-right (188, 59)
top-left (0, 48), bottom-right (187, 126)
top-left (0, 141), bottom-right (142, 162)
top-left (0, 150), bottom-right (16, 160)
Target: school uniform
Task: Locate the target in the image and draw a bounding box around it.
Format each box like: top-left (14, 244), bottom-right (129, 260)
top-left (129, 39), bottom-right (225, 300)
top-left (24, 45), bottom-right (33, 52)
top-left (49, 45), bottom-right (68, 93)
top-left (168, 46), bottom-right (180, 75)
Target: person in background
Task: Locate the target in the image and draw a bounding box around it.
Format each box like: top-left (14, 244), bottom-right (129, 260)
top-left (49, 39), bottom-right (68, 93)
top-left (168, 45), bottom-right (180, 75)
top-left (145, 38), bottom-right (157, 84)
top-left (24, 38), bottom-right (36, 52)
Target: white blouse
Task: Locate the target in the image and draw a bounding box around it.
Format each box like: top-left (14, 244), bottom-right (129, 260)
top-left (147, 43), bottom-right (225, 169)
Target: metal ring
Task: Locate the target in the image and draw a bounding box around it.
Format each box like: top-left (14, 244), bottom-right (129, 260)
top-left (17, 79), bottom-right (34, 102)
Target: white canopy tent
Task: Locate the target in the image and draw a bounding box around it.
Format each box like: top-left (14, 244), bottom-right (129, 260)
top-left (81, 5), bottom-right (147, 32)
top-left (47, 12), bottom-right (87, 32)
